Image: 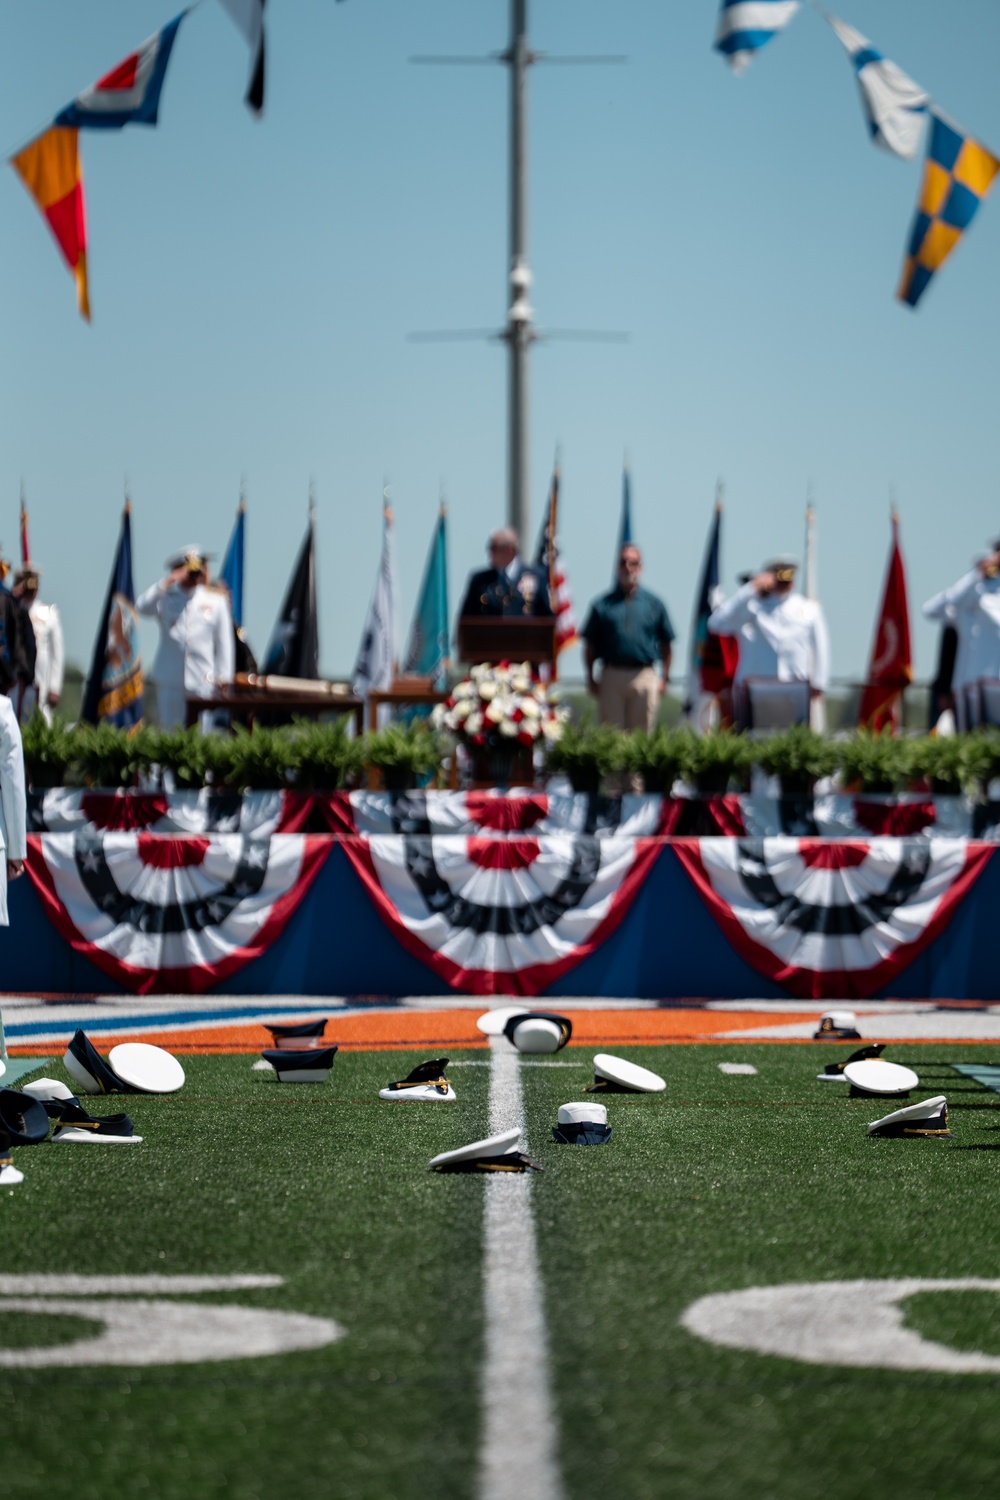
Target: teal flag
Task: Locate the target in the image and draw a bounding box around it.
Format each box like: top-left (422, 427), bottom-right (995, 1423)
top-left (402, 506), bottom-right (449, 686)
top-left (219, 500), bottom-right (245, 629)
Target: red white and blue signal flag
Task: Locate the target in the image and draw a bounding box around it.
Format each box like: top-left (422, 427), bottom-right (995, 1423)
top-left (55, 11), bottom-right (188, 131)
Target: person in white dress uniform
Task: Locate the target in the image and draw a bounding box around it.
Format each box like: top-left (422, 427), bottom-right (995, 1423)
top-left (0, 694), bottom-right (27, 925)
top-left (137, 546), bottom-right (235, 728)
top-left (923, 549), bottom-right (1000, 728)
top-left (13, 566), bottom-right (64, 726)
top-left (708, 556), bottom-right (830, 726)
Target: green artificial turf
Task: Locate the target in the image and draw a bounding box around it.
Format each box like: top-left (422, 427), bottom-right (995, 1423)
top-left (523, 1043), bottom-right (1000, 1500)
top-left (0, 1051), bottom-right (489, 1500)
top-left (5, 1042), bottom-right (1000, 1499)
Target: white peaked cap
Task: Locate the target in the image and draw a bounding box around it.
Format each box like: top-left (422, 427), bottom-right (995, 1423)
top-left (429, 1127), bottom-right (521, 1170)
top-left (843, 1059), bottom-right (918, 1096)
top-left (557, 1101), bottom-right (608, 1127)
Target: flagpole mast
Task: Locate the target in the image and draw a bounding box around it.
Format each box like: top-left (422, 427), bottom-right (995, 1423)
top-left (504, 0), bottom-right (534, 545)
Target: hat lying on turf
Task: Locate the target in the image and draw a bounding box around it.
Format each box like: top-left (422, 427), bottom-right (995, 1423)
top-left (476, 1005), bottom-right (529, 1036)
top-left (0, 1142), bottom-right (23, 1186)
top-left (21, 1077), bottom-right (76, 1103)
top-left (264, 1018), bottom-right (330, 1050)
top-left (844, 1059), bottom-right (918, 1098)
top-left (0, 1088), bottom-right (50, 1145)
top-left (429, 1127), bottom-right (543, 1174)
top-left (584, 1053), bottom-right (666, 1094)
top-left (64, 1029), bottom-right (127, 1094)
top-left (868, 1095), bottom-right (951, 1139)
top-left (64, 1032), bottom-right (185, 1095)
top-left (814, 1010), bottom-right (862, 1040)
top-left (379, 1057), bottom-right (456, 1101)
top-left (503, 1011), bottom-right (572, 1055)
top-left (260, 1045), bottom-right (338, 1083)
top-left (49, 1099), bottom-right (142, 1145)
top-left (552, 1101), bottom-right (612, 1146)
top-left (817, 1044), bottom-right (886, 1081)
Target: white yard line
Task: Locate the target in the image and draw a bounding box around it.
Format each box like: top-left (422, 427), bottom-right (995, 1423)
top-left (478, 1036), bottom-right (564, 1500)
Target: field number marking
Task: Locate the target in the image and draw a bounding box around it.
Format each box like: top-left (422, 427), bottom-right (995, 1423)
top-left (0, 1274), bottom-right (343, 1367)
top-left (682, 1278), bottom-right (1000, 1373)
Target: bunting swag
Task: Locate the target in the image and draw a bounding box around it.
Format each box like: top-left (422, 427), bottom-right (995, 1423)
top-left (674, 837), bottom-right (993, 999)
top-left (27, 832), bottom-right (329, 994)
top-left (341, 832), bottom-right (661, 996)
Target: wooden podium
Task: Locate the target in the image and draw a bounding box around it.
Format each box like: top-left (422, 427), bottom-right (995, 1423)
top-left (456, 617), bottom-right (557, 668)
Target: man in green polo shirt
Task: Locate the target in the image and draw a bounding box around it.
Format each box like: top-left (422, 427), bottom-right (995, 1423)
top-left (582, 544), bottom-right (674, 731)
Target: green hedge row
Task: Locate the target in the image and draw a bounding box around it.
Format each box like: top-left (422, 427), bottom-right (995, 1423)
top-left (21, 717), bottom-right (440, 792)
top-left (21, 717), bottom-right (1000, 796)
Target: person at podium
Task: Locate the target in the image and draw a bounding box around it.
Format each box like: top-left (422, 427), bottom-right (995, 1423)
top-left (458, 527), bottom-right (554, 619)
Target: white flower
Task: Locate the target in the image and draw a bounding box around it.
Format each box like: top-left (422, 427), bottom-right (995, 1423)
top-left (430, 704), bottom-right (446, 730)
top-left (499, 719), bottom-right (519, 737)
top-left (453, 679), bottom-right (476, 700)
top-left (542, 718), bottom-right (564, 741)
top-left (520, 698), bottom-right (541, 719)
top-left (452, 698), bottom-right (472, 721)
top-left (510, 674), bottom-right (531, 694)
top-left (520, 719), bottom-right (541, 740)
top-left (465, 710), bottom-right (483, 735)
top-left (484, 700), bottom-right (505, 724)
top-left (479, 681), bottom-right (498, 701)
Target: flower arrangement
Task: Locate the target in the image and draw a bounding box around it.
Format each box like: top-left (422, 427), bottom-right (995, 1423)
top-left (431, 662), bottom-right (568, 750)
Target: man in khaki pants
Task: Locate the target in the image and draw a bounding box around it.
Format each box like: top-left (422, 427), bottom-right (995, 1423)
top-left (583, 545), bottom-right (674, 731)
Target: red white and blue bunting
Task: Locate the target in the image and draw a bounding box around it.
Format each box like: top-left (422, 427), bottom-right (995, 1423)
top-left (27, 832), bottom-right (329, 994)
top-left (673, 837), bottom-right (992, 998)
top-left (340, 832), bottom-right (659, 996)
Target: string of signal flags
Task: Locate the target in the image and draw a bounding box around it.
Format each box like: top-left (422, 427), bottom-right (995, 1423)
top-left (5, 0), bottom-right (301, 321)
top-left (715, 1), bottom-right (999, 307)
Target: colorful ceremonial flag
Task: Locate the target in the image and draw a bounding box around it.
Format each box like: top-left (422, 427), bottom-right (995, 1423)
top-left (262, 516), bottom-right (319, 678)
top-left (402, 504), bottom-right (449, 686)
top-left (824, 13), bottom-right (928, 160)
top-left (353, 501), bottom-right (397, 698)
top-left (82, 505), bottom-right (143, 727)
top-left (19, 494), bottom-right (29, 568)
top-left (898, 111), bottom-right (1000, 308)
top-left (534, 465), bottom-right (577, 657)
top-left (11, 127), bottom-right (89, 320)
top-left (685, 498), bottom-right (738, 712)
top-left (858, 513), bottom-right (912, 733)
top-left (218, 0), bottom-right (266, 115)
top-left (714, 0), bottom-right (800, 74)
top-left (55, 12), bottom-right (187, 130)
top-left (613, 462), bottom-right (633, 583)
top-left (219, 499), bottom-right (246, 630)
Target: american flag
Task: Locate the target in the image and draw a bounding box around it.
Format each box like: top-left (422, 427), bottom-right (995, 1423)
top-left (534, 465), bottom-right (577, 656)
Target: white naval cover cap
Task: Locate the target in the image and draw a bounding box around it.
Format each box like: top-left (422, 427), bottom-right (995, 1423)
top-left (476, 1006), bottom-right (529, 1036)
top-left (108, 1043), bottom-right (186, 1094)
top-left (429, 1127), bottom-right (521, 1170)
top-left (868, 1095), bottom-right (950, 1137)
top-left (557, 1101), bottom-right (608, 1127)
top-left (589, 1053), bottom-right (666, 1094)
top-left (843, 1059), bottom-right (919, 1096)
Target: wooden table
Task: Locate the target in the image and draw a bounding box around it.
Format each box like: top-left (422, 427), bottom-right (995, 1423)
top-left (185, 689), bottom-right (365, 734)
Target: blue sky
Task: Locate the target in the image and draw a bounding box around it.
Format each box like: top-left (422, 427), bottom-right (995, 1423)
top-left (1, 0), bottom-right (998, 688)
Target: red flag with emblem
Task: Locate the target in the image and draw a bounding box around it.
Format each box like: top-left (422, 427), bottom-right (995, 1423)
top-left (858, 513), bottom-right (912, 732)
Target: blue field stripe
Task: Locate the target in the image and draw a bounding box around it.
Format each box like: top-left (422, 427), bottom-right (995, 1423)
top-left (3, 1004), bottom-right (339, 1039)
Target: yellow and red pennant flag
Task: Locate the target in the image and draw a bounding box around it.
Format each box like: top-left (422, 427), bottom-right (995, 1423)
top-left (12, 126), bottom-right (90, 321)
